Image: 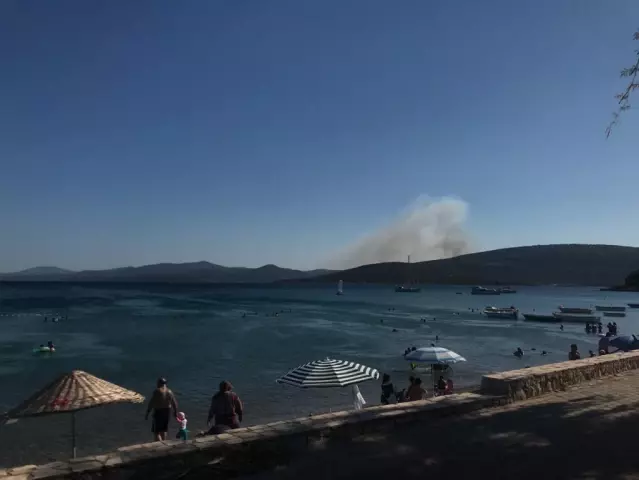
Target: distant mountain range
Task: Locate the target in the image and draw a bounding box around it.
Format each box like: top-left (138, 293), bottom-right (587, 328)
top-left (0, 262), bottom-right (334, 284)
top-left (3, 244), bottom-right (639, 286)
top-left (307, 244), bottom-right (639, 287)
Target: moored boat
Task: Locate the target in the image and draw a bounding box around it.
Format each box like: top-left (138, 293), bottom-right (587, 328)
top-left (522, 313), bottom-right (560, 323)
top-left (595, 305), bottom-right (626, 312)
top-left (395, 285), bottom-right (421, 293)
top-left (483, 306), bottom-right (518, 319)
top-left (395, 255), bottom-right (421, 293)
top-left (499, 287), bottom-right (517, 294)
top-left (471, 286), bottom-right (501, 295)
top-left (552, 312), bottom-right (601, 323)
top-left (558, 306), bottom-right (592, 314)
top-left (628, 303), bottom-right (639, 309)
top-left (603, 311), bottom-right (626, 318)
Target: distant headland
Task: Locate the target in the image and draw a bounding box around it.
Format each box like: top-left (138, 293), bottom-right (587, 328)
top-left (2, 244), bottom-right (639, 287)
top-left (305, 244), bottom-right (639, 287)
top-left (601, 268), bottom-right (639, 292)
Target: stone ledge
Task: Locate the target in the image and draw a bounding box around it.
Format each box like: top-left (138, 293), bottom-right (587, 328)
top-left (8, 392), bottom-right (498, 480)
top-left (480, 351), bottom-right (639, 401)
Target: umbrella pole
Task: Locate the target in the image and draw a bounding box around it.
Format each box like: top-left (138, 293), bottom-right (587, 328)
top-left (431, 365), bottom-right (435, 398)
top-left (71, 412), bottom-right (76, 459)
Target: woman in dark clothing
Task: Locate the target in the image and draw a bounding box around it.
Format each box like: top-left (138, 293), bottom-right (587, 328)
top-left (380, 373), bottom-right (398, 405)
top-left (145, 377), bottom-right (178, 441)
top-left (207, 381), bottom-right (243, 430)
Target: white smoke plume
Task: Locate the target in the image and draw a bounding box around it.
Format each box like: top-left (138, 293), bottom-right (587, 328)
top-left (329, 196), bottom-right (473, 269)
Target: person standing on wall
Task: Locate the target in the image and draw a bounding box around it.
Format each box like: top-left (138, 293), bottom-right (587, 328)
top-left (145, 377), bottom-right (179, 441)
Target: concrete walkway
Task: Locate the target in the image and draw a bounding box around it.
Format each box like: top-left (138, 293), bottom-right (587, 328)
top-left (244, 370), bottom-right (639, 480)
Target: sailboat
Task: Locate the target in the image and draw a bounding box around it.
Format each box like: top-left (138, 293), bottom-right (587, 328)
top-left (395, 255), bottom-right (421, 293)
top-left (336, 279), bottom-right (344, 296)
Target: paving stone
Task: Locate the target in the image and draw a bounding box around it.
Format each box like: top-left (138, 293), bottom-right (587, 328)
top-left (69, 460), bottom-right (102, 474)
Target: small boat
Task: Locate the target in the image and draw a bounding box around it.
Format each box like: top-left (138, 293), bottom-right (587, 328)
top-left (336, 280), bottom-right (344, 296)
top-left (471, 286), bottom-right (501, 295)
top-left (394, 255), bottom-right (421, 293)
top-left (552, 312), bottom-right (601, 323)
top-left (499, 287), bottom-right (517, 294)
top-left (395, 285), bottom-right (421, 293)
top-left (33, 346), bottom-right (55, 354)
top-left (628, 303), bottom-right (639, 309)
top-left (595, 305), bottom-right (626, 312)
top-left (558, 306), bottom-right (592, 314)
top-left (523, 313), bottom-right (560, 323)
top-left (483, 306), bottom-right (518, 319)
top-left (603, 311), bottom-right (626, 318)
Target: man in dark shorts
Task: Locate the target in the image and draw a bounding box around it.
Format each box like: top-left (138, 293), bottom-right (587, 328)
top-left (145, 377), bottom-right (178, 441)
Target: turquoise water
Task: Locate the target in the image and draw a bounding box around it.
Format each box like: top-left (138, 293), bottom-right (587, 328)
top-left (1, 283), bottom-right (638, 466)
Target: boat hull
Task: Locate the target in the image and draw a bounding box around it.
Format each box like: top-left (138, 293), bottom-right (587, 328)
top-left (628, 303), bottom-right (639, 309)
top-left (552, 313), bottom-right (601, 323)
top-left (595, 306), bottom-right (626, 312)
top-left (558, 307), bottom-right (593, 314)
top-left (484, 312), bottom-right (518, 319)
top-left (523, 314), bottom-right (559, 323)
top-left (603, 311), bottom-right (626, 318)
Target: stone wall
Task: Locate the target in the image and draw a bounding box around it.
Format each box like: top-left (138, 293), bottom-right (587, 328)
top-left (480, 351), bottom-right (639, 401)
top-left (6, 352), bottom-right (639, 480)
top-left (0, 393), bottom-right (502, 480)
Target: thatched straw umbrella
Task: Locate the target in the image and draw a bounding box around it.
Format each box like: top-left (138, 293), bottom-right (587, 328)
top-left (5, 370), bottom-right (144, 458)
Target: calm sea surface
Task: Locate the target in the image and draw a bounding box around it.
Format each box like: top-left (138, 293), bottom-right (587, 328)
top-left (1, 283), bottom-right (638, 466)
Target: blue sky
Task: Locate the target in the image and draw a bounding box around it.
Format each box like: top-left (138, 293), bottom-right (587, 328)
top-left (1, 0), bottom-right (638, 271)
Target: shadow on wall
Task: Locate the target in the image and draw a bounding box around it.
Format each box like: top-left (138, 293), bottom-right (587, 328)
top-left (183, 393), bottom-right (639, 480)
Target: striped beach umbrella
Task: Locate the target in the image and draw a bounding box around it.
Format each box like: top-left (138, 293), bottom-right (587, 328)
top-left (404, 347), bottom-right (466, 365)
top-left (5, 370), bottom-right (144, 458)
top-left (276, 358), bottom-right (380, 388)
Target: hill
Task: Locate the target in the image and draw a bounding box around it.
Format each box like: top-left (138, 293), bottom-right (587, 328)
top-left (309, 244), bottom-right (639, 286)
top-left (0, 262), bottom-right (333, 284)
top-left (5, 266), bottom-right (75, 277)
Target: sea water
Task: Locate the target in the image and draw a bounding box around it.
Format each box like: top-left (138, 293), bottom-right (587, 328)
top-left (1, 283), bottom-right (638, 466)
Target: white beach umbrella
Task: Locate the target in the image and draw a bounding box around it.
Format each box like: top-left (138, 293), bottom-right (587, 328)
top-left (276, 358), bottom-right (379, 388)
top-left (404, 346), bottom-right (466, 365)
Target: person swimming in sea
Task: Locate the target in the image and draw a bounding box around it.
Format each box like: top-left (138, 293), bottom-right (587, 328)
top-left (514, 347), bottom-right (524, 358)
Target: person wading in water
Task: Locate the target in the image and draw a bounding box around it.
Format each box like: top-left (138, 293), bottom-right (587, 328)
top-left (145, 377), bottom-right (179, 441)
top-left (207, 381), bottom-right (244, 433)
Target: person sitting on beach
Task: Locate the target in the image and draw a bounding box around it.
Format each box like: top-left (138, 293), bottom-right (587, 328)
top-left (207, 381), bottom-right (243, 431)
top-left (445, 378), bottom-right (454, 395)
top-left (568, 344), bottom-right (581, 361)
top-left (405, 378), bottom-right (426, 401)
top-left (380, 373), bottom-right (398, 405)
top-left (145, 377), bottom-right (178, 442)
top-left (437, 375), bottom-right (447, 395)
top-left (396, 376), bottom-right (415, 402)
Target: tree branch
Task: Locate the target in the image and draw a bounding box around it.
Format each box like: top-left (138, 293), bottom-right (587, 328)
top-left (606, 29), bottom-right (639, 138)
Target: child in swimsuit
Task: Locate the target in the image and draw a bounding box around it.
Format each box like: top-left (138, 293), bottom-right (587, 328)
top-left (175, 412), bottom-right (188, 440)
